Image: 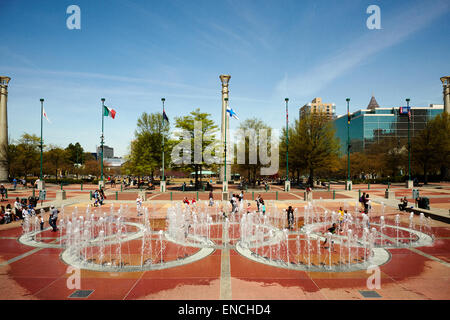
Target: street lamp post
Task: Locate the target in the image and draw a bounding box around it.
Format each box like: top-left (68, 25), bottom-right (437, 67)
top-left (161, 98), bottom-right (166, 192)
top-left (346, 98), bottom-right (352, 191)
top-left (285, 98), bottom-right (290, 192)
top-left (100, 98), bottom-right (105, 188)
top-left (39, 98), bottom-right (44, 181)
top-left (37, 98), bottom-right (46, 190)
top-left (406, 98), bottom-right (413, 189)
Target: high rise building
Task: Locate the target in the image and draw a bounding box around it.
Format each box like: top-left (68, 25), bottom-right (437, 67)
top-left (332, 96), bottom-right (444, 154)
top-left (299, 97), bottom-right (336, 120)
top-left (97, 145), bottom-right (114, 159)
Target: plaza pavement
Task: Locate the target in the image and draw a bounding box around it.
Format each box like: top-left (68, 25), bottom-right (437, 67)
top-left (0, 182), bottom-right (448, 300)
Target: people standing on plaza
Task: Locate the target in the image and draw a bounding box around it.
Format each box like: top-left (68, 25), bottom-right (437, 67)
top-left (27, 204), bottom-right (36, 217)
top-left (49, 205), bottom-right (58, 232)
top-left (286, 205), bottom-right (294, 230)
top-left (14, 197), bottom-right (22, 220)
top-left (261, 199), bottom-right (266, 215)
top-left (183, 197), bottom-right (189, 205)
top-left (0, 206), bottom-right (5, 224)
top-left (208, 191), bottom-right (214, 206)
top-left (99, 188), bottom-right (106, 205)
top-left (239, 191), bottom-right (244, 211)
top-left (230, 194), bottom-right (237, 214)
top-left (136, 195), bottom-right (143, 216)
top-left (22, 206), bottom-right (29, 220)
top-left (256, 194), bottom-right (262, 212)
top-left (13, 178), bottom-right (17, 190)
top-left (39, 215), bottom-right (44, 230)
top-left (5, 204), bottom-right (13, 223)
top-left (0, 184), bottom-right (6, 201)
top-left (364, 193), bottom-right (371, 214)
top-left (359, 192), bottom-right (366, 212)
top-left (338, 206), bottom-right (344, 230)
top-left (93, 190), bottom-right (99, 207)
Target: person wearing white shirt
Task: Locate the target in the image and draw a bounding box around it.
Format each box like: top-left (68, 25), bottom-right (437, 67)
top-left (14, 198), bottom-right (22, 219)
top-left (136, 196), bottom-right (143, 216)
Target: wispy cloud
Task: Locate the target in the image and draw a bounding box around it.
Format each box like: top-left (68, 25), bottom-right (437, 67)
top-left (275, 0), bottom-right (450, 100)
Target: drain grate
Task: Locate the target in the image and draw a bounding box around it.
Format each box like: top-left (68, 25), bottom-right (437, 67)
top-left (359, 290), bottom-right (381, 298)
top-left (68, 289), bottom-right (94, 298)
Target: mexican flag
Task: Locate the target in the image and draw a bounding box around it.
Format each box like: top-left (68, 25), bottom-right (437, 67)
top-left (103, 105), bottom-right (116, 119)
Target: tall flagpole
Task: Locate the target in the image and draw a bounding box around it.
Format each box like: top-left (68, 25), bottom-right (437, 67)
top-left (40, 98), bottom-right (44, 180)
top-left (285, 98), bottom-right (289, 182)
top-left (100, 98), bottom-right (105, 186)
top-left (406, 98), bottom-right (411, 182)
top-left (161, 98), bottom-right (165, 182)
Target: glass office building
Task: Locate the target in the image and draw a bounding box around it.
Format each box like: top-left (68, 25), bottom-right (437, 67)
top-left (332, 98), bottom-right (444, 154)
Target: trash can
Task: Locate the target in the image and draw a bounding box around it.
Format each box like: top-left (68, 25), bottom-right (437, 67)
top-left (418, 197), bottom-right (430, 210)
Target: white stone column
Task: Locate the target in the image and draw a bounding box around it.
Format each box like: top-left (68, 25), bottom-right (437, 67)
top-left (0, 76), bottom-right (10, 182)
top-left (219, 75), bottom-right (231, 183)
top-left (441, 76), bottom-right (450, 114)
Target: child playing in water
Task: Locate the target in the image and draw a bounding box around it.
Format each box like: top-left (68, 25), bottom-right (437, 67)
top-left (322, 223), bottom-right (337, 250)
top-left (39, 215), bottom-right (44, 230)
top-left (136, 195), bottom-right (143, 216)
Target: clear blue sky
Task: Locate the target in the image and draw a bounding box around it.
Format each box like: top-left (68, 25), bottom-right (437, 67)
top-left (1, 0), bottom-right (449, 157)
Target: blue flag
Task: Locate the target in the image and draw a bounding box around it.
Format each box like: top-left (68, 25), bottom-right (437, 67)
top-left (226, 107), bottom-right (239, 120)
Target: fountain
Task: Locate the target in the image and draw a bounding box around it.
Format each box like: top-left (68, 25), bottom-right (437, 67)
top-left (33, 216), bottom-right (39, 240)
top-left (98, 230), bottom-right (105, 265)
top-left (347, 229), bottom-right (353, 269)
top-left (409, 212), bottom-right (414, 245)
top-left (380, 216), bottom-right (385, 246)
top-left (419, 212), bottom-right (425, 234)
top-left (426, 217), bottom-right (434, 239)
top-left (317, 234), bottom-right (321, 267)
top-left (395, 214), bottom-right (400, 246)
top-left (283, 229), bottom-right (289, 265)
top-left (369, 227), bottom-right (377, 262)
top-left (306, 231), bottom-right (311, 268)
top-left (59, 219), bottom-right (65, 246)
top-left (362, 227), bottom-right (369, 264)
top-left (326, 232), bottom-right (332, 270)
top-left (159, 230), bottom-right (164, 263)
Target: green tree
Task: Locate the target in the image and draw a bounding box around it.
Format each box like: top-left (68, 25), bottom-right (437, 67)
top-left (10, 133), bottom-right (41, 178)
top-left (413, 112), bottom-right (450, 183)
top-left (235, 118), bottom-right (272, 184)
top-left (43, 146), bottom-right (69, 182)
top-left (283, 113), bottom-right (340, 186)
top-left (365, 136), bottom-right (407, 178)
top-left (125, 112), bottom-right (171, 180)
top-left (65, 142), bottom-right (84, 165)
top-left (174, 108), bottom-right (219, 189)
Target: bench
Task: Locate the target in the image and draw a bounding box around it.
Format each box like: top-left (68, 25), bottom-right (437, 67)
top-left (405, 207), bottom-right (450, 224)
